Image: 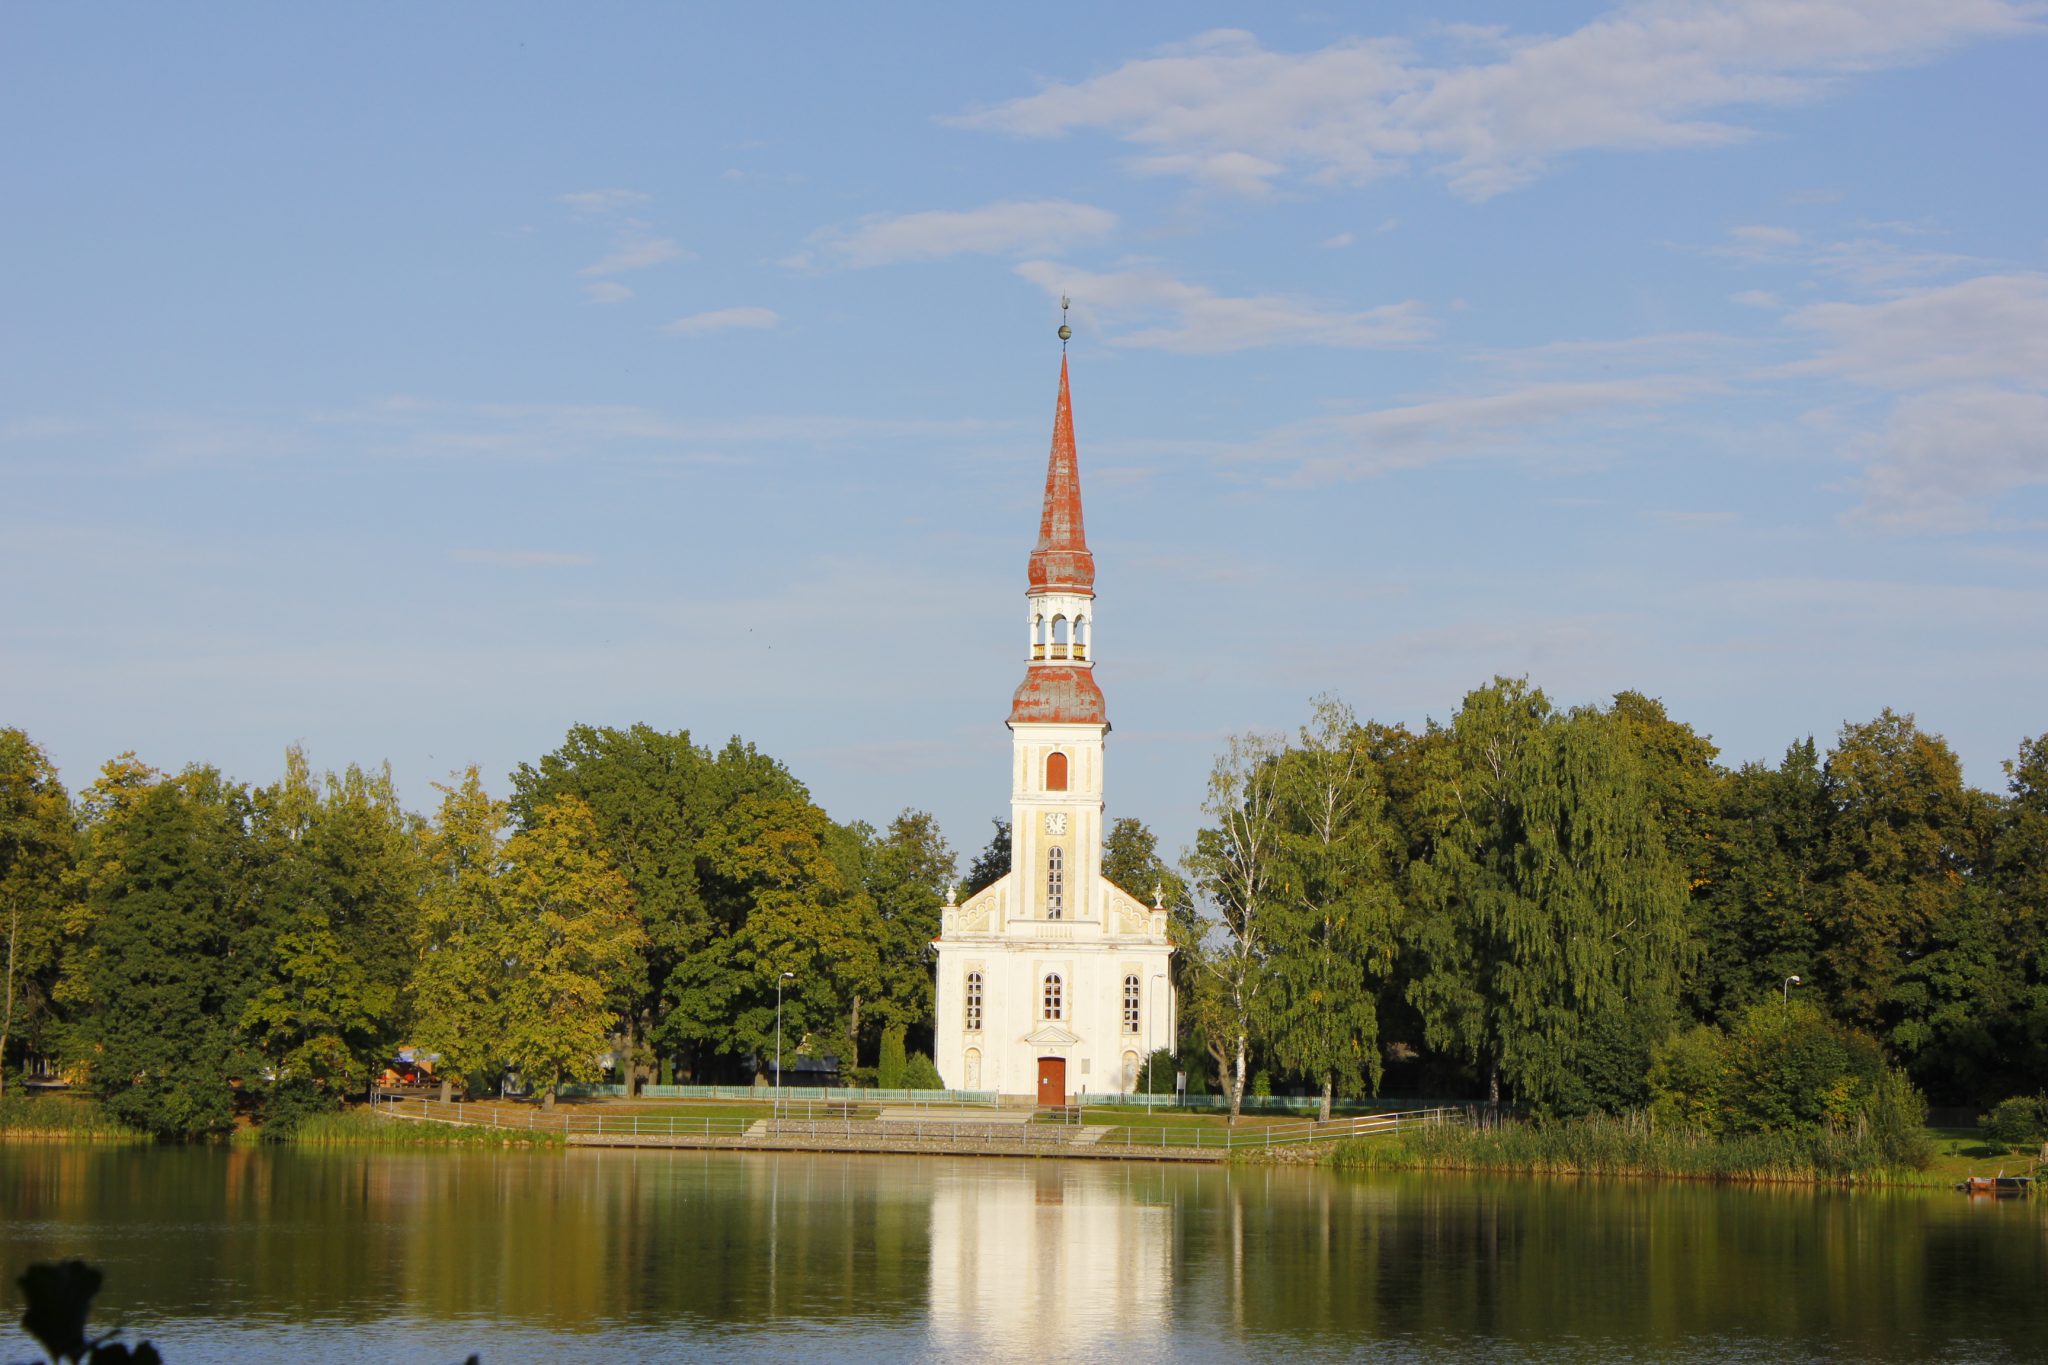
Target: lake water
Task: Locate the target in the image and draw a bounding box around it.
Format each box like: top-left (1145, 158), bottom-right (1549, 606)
top-left (3, 1145), bottom-right (2043, 1363)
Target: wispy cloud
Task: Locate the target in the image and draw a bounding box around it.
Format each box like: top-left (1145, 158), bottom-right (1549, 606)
top-left (580, 233), bottom-right (687, 276)
top-left (1236, 375), bottom-right (1715, 486)
top-left (1784, 272), bottom-right (2048, 527)
top-left (793, 199), bottom-right (1116, 269)
top-left (951, 3), bottom-right (2039, 199)
top-left (449, 548), bottom-right (594, 568)
top-left (1014, 259), bottom-right (1432, 353)
top-left (584, 281), bottom-right (634, 305)
top-left (663, 306), bottom-right (782, 336)
top-left (1788, 273), bottom-right (2048, 390)
top-left (1707, 221), bottom-right (1987, 287)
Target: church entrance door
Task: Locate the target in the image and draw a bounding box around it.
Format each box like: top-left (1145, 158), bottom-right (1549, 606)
top-left (1036, 1056), bottom-right (1067, 1107)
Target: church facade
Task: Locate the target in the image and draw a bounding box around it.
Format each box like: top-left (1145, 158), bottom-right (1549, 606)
top-left (932, 349), bottom-right (1176, 1103)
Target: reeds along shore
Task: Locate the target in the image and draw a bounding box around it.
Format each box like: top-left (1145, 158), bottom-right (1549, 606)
top-left (1325, 1111), bottom-right (1943, 1184)
top-left (0, 1094), bottom-right (145, 1142)
top-left (0, 1095), bottom-right (562, 1148)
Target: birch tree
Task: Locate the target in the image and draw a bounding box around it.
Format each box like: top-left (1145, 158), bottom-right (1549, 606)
top-left (1186, 731), bottom-right (1284, 1123)
top-left (1265, 698), bottom-right (1402, 1121)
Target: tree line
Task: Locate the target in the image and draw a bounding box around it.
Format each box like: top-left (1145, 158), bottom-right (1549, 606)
top-left (1174, 684), bottom-right (2048, 1132)
top-left (0, 724), bottom-right (956, 1138)
top-left (5, 680), bottom-right (2044, 1142)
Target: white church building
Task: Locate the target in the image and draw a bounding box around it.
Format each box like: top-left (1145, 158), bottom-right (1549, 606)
top-left (933, 344), bottom-right (1176, 1104)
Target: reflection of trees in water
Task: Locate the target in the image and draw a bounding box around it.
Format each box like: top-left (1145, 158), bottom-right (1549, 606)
top-left (1195, 1171), bottom-right (2045, 1357)
top-left (4, 1148), bottom-right (2047, 1360)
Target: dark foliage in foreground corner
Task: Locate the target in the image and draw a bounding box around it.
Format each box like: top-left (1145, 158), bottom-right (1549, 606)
top-left (12, 1261), bottom-right (480, 1365)
top-left (14, 1262), bottom-right (158, 1365)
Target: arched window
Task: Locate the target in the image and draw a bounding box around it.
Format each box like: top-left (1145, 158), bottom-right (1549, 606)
top-left (1046, 845), bottom-right (1064, 919)
top-left (1042, 973), bottom-right (1064, 1021)
top-left (1075, 614), bottom-right (1089, 660)
top-left (1032, 614), bottom-right (1045, 660)
top-left (1045, 751), bottom-right (1068, 791)
top-left (1051, 614), bottom-right (1069, 659)
top-left (1123, 974), bottom-right (1141, 1033)
top-left (964, 971), bottom-right (983, 1032)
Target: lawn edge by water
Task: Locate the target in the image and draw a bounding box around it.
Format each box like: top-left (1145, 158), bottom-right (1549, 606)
top-left (258, 1109), bottom-right (567, 1149)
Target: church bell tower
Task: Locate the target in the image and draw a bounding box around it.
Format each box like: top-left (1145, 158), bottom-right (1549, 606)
top-left (931, 312), bottom-right (1176, 1102)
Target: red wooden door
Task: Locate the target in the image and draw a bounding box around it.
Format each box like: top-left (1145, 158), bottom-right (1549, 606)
top-left (1037, 1056), bottom-right (1067, 1107)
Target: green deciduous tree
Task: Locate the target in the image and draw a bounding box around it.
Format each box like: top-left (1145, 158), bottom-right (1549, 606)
top-left (1263, 697), bottom-right (1402, 1120)
top-left (82, 766), bottom-right (260, 1139)
top-left (1818, 711), bottom-right (1997, 1093)
top-left (242, 748), bottom-right (421, 1103)
top-left (860, 810), bottom-right (954, 1046)
top-left (497, 795), bottom-right (647, 1107)
top-left (1990, 733), bottom-right (2048, 1095)
top-left (0, 730), bottom-right (76, 1092)
top-left (410, 768), bottom-right (511, 1098)
top-left (678, 793), bottom-right (873, 1073)
top-left (1405, 680), bottom-right (1691, 1109)
top-left (511, 724), bottom-right (719, 1090)
top-left (1689, 740), bottom-right (1829, 1022)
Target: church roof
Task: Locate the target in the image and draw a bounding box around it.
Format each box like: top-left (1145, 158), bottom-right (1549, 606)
top-left (1009, 665), bottom-right (1107, 727)
top-left (1025, 354), bottom-right (1095, 597)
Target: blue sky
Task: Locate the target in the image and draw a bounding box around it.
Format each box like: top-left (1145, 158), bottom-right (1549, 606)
top-left (5, 2), bottom-right (2046, 864)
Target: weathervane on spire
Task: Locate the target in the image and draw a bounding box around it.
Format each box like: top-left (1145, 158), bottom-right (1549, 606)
top-left (1058, 296), bottom-right (1072, 349)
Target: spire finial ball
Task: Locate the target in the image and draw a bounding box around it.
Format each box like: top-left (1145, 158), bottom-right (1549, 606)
top-left (1057, 323), bottom-right (1072, 343)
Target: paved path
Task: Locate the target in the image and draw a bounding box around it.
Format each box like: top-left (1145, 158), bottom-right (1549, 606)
top-left (566, 1126), bottom-right (1219, 1161)
top-left (875, 1107), bottom-right (1033, 1125)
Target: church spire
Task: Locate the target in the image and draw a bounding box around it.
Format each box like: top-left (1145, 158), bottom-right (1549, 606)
top-left (1010, 315), bottom-right (1107, 729)
top-left (1026, 350), bottom-right (1096, 597)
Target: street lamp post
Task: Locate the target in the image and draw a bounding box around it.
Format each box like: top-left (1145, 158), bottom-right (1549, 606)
top-left (1783, 974), bottom-right (1803, 1005)
top-left (774, 971), bottom-right (795, 1119)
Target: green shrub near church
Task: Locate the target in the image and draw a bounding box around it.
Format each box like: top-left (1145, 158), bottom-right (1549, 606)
top-left (877, 1027), bottom-right (908, 1090)
top-left (903, 1052), bottom-right (943, 1090)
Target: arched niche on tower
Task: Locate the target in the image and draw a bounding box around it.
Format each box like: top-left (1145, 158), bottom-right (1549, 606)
top-left (1045, 751), bottom-right (1068, 791)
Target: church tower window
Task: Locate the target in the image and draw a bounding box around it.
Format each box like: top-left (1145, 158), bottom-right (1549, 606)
top-left (1046, 845), bottom-right (1064, 919)
top-left (1042, 973), bottom-right (1064, 1021)
top-left (1123, 974), bottom-right (1141, 1033)
top-left (964, 972), bottom-right (983, 1032)
top-left (1046, 751), bottom-right (1068, 791)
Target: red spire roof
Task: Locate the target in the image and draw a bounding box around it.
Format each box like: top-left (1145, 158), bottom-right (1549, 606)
top-left (1026, 354), bottom-right (1095, 597)
top-left (1009, 351), bottom-right (1109, 731)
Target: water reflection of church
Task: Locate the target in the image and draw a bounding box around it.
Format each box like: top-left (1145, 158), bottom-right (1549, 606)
top-left (933, 341), bottom-right (1176, 1103)
top-left (926, 1161), bottom-right (1177, 1353)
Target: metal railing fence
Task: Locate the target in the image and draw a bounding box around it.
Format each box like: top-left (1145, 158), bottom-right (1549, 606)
top-left (371, 1094), bottom-right (1462, 1151)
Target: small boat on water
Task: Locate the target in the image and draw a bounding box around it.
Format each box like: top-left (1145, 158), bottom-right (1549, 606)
top-left (1957, 1174), bottom-right (2033, 1196)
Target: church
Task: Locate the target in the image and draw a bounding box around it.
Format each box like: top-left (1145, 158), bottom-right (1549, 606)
top-left (932, 335), bottom-right (1177, 1103)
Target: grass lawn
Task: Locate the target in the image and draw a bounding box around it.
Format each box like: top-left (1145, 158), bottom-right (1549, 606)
top-left (1920, 1126), bottom-right (2045, 1184)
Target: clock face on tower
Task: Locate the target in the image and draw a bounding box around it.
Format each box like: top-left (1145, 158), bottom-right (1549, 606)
top-left (1043, 811), bottom-right (1068, 836)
